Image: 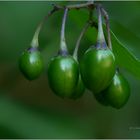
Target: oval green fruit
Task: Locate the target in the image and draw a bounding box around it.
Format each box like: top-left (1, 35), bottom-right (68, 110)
top-left (19, 48), bottom-right (44, 80)
top-left (104, 72), bottom-right (130, 109)
top-left (80, 45), bottom-right (116, 94)
top-left (47, 55), bottom-right (79, 98)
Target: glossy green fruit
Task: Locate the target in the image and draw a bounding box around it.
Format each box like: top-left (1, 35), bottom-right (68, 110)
top-left (80, 45), bottom-right (116, 94)
top-left (70, 75), bottom-right (85, 100)
top-left (104, 72), bottom-right (130, 109)
top-left (94, 93), bottom-right (109, 106)
top-left (47, 55), bottom-right (79, 98)
top-left (19, 48), bottom-right (44, 80)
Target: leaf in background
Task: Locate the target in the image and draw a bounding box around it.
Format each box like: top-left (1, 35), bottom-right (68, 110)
top-left (111, 31), bottom-right (140, 79)
top-left (110, 21), bottom-right (140, 59)
top-left (0, 94), bottom-right (95, 139)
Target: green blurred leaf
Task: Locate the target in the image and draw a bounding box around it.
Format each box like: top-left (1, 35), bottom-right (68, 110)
top-left (111, 31), bottom-right (140, 79)
top-left (0, 94), bottom-right (95, 139)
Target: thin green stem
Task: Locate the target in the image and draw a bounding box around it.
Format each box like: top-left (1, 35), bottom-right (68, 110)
top-left (30, 22), bottom-right (42, 48)
top-left (100, 7), bottom-right (112, 50)
top-left (30, 6), bottom-right (59, 48)
top-left (73, 22), bottom-right (90, 60)
top-left (73, 7), bottom-right (94, 60)
top-left (60, 8), bottom-right (68, 53)
top-left (97, 5), bottom-right (105, 43)
top-left (30, 2), bottom-right (95, 49)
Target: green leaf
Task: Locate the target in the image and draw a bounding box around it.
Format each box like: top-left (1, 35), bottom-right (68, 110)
top-left (111, 31), bottom-right (140, 79)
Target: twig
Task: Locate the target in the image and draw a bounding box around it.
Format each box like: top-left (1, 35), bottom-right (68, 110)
top-left (53, 1), bottom-right (94, 10)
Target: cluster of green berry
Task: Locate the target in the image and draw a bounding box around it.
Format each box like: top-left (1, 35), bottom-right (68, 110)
top-left (19, 4), bottom-right (130, 109)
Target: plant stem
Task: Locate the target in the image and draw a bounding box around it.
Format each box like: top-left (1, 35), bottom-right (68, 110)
top-left (53, 1), bottom-right (94, 10)
top-left (73, 8), bottom-right (94, 60)
top-left (30, 6), bottom-right (59, 48)
top-left (73, 22), bottom-right (90, 60)
top-left (100, 7), bottom-right (112, 50)
top-left (30, 2), bottom-right (95, 49)
top-left (60, 8), bottom-right (68, 54)
top-left (97, 5), bottom-right (105, 44)
top-left (30, 22), bottom-right (42, 48)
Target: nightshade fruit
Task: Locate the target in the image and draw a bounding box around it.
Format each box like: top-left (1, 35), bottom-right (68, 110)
top-left (70, 74), bottom-right (85, 100)
top-left (80, 44), bottom-right (116, 94)
top-left (47, 55), bottom-right (79, 98)
top-left (80, 6), bottom-right (116, 94)
top-left (104, 72), bottom-right (130, 109)
top-left (19, 47), bottom-right (44, 80)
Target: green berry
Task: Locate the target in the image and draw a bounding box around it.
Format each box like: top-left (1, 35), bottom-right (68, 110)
top-left (80, 44), bottom-right (116, 94)
top-left (19, 47), bottom-right (44, 80)
top-left (104, 72), bottom-right (130, 109)
top-left (47, 55), bottom-right (79, 98)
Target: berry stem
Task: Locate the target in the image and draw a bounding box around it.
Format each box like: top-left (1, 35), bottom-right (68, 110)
top-left (30, 6), bottom-right (59, 48)
top-left (30, 22), bottom-right (42, 48)
top-left (100, 7), bottom-right (112, 50)
top-left (97, 5), bottom-right (105, 44)
top-left (73, 8), bottom-right (94, 60)
top-left (60, 8), bottom-right (69, 54)
top-left (73, 22), bottom-right (90, 60)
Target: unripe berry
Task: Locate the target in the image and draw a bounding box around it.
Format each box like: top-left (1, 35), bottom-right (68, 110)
top-left (104, 72), bottom-right (130, 109)
top-left (80, 45), bottom-right (116, 94)
top-left (47, 55), bottom-right (79, 98)
top-left (19, 47), bottom-right (44, 80)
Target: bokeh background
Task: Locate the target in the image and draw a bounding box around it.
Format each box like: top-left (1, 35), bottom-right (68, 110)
top-left (0, 1), bottom-right (140, 139)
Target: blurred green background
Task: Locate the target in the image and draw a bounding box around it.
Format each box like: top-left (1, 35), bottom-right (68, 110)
top-left (0, 1), bottom-right (140, 139)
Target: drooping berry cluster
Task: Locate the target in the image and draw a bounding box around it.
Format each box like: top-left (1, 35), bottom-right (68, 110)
top-left (19, 2), bottom-right (130, 109)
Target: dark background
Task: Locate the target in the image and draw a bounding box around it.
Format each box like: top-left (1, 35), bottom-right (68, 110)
top-left (0, 1), bottom-right (140, 138)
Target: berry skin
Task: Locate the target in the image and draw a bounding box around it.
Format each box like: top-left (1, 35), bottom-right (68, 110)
top-left (19, 48), bottom-right (44, 80)
top-left (104, 72), bottom-right (130, 109)
top-left (47, 55), bottom-right (79, 98)
top-left (70, 74), bottom-right (85, 100)
top-left (80, 44), bottom-right (116, 94)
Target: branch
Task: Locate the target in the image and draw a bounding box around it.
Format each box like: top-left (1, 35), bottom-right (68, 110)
top-left (53, 1), bottom-right (94, 10)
